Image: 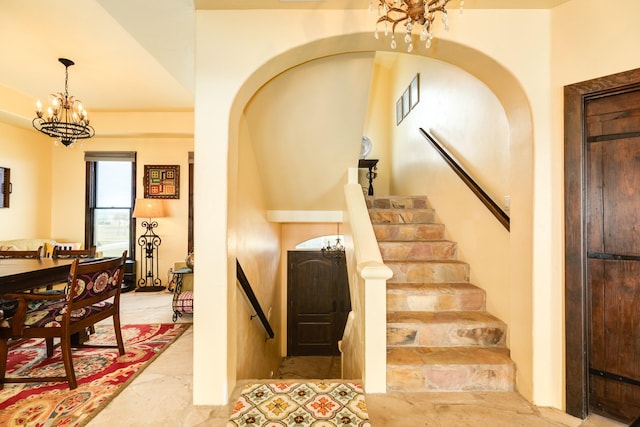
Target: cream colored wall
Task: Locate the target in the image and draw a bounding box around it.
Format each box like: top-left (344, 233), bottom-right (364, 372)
top-left (0, 85), bottom-right (53, 239)
top-left (194, 7), bottom-right (555, 406)
top-left (550, 0), bottom-right (640, 410)
top-left (388, 57), bottom-right (510, 202)
top-left (49, 111), bottom-right (193, 280)
top-left (0, 122), bottom-right (53, 239)
top-left (361, 54), bottom-right (393, 197)
top-left (233, 114), bottom-right (282, 379)
top-left (242, 52), bottom-right (374, 212)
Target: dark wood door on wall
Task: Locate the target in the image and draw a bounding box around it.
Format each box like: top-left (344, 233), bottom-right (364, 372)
top-left (585, 89), bottom-right (640, 422)
top-left (287, 251), bottom-right (350, 356)
top-left (566, 69), bottom-right (640, 423)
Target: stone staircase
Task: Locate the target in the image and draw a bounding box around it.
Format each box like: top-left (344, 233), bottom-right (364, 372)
top-left (366, 195), bottom-right (516, 392)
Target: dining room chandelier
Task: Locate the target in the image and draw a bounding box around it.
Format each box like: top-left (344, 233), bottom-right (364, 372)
top-left (32, 58), bottom-right (95, 147)
top-left (371, 0), bottom-right (462, 52)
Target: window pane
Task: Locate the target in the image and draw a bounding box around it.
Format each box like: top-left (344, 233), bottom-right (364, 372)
top-left (94, 208), bottom-right (131, 257)
top-left (96, 162), bottom-right (132, 207)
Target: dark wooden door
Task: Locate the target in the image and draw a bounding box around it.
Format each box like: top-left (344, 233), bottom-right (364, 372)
top-left (287, 251), bottom-right (350, 356)
top-left (586, 89), bottom-right (640, 422)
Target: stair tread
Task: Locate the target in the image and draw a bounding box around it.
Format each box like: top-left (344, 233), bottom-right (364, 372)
top-left (387, 346), bottom-right (513, 366)
top-left (369, 195), bottom-right (516, 392)
top-left (387, 310), bottom-right (504, 325)
top-left (387, 282), bottom-right (483, 292)
top-left (379, 240), bottom-right (458, 261)
top-left (379, 239), bottom-right (454, 244)
top-left (373, 223), bottom-right (446, 242)
top-left (385, 259), bottom-right (466, 264)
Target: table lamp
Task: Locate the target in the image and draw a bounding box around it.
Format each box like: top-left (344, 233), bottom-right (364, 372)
top-left (132, 198), bottom-right (166, 291)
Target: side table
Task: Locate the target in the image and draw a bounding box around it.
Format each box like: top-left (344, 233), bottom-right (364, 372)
top-left (169, 267), bottom-right (193, 321)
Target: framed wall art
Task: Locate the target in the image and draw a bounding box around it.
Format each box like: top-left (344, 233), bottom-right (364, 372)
top-left (410, 73), bottom-right (420, 110)
top-left (402, 88), bottom-right (410, 118)
top-left (396, 98), bottom-right (403, 125)
top-left (0, 166), bottom-right (10, 208)
top-left (144, 165), bottom-right (180, 199)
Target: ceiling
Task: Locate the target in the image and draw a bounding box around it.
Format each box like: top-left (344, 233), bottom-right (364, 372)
top-left (0, 0), bottom-right (194, 112)
top-left (1, 0), bottom-right (570, 114)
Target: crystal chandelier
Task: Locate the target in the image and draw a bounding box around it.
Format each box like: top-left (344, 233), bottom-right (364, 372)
top-left (371, 0), bottom-right (462, 52)
top-left (322, 223), bottom-right (345, 260)
top-left (33, 58), bottom-right (95, 147)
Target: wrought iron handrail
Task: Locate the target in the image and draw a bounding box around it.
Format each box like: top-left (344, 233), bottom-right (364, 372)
top-left (419, 128), bottom-right (510, 231)
top-left (236, 259), bottom-right (275, 339)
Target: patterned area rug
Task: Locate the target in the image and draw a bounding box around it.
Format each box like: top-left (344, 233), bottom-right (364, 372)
top-left (227, 382), bottom-right (371, 426)
top-left (0, 323), bottom-right (189, 426)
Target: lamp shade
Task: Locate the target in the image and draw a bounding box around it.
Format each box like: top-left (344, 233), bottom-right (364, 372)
top-left (132, 198), bottom-right (166, 218)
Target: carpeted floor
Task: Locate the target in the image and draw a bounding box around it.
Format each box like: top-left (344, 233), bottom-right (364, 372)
top-left (227, 381), bottom-right (371, 426)
top-left (0, 323), bottom-right (189, 427)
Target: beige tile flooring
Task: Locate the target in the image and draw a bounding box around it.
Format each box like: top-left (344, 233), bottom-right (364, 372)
top-left (86, 292), bottom-right (626, 426)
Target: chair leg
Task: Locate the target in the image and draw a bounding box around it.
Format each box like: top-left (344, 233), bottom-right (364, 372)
top-left (46, 337), bottom-right (54, 357)
top-left (112, 314), bottom-right (125, 355)
top-left (60, 336), bottom-right (77, 389)
top-left (0, 339), bottom-right (8, 390)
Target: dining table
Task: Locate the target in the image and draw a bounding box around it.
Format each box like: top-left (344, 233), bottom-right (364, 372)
top-left (0, 258), bottom-right (75, 294)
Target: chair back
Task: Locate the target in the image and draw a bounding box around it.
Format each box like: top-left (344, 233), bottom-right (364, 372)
top-left (53, 245), bottom-right (96, 259)
top-left (65, 252), bottom-right (126, 314)
top-left (0, 246), bottom-right (43, 259)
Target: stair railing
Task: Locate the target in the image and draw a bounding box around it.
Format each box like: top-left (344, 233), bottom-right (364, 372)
top-left (419, 128), bottom-right (510, 231)
top-left (341, 182), bottom-right (393, 393)
top-left (236, 259), bottom-right (275, 339)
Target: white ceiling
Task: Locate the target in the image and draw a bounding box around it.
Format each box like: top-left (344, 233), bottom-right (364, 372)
top-left (0, 0), bottom-right (195, 112)
top-left (1, 0), bottom-right (570, 114)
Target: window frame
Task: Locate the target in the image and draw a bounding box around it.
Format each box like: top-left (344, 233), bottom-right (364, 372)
top-left (85, 152), bottom-right (137, 259)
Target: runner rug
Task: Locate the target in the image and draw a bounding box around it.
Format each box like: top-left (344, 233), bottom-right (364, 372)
top-left (0, 323), bottom-right (189, 426)
top-left (227, 381), bottom-right (371, 427)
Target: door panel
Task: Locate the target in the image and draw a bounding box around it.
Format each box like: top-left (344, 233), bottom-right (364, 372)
top-left (287, 251), bottom-right (350, 356)
top-left (586, 89), bottom-right (640, 422)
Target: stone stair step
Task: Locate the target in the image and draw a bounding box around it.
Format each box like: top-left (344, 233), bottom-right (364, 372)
top-left (387, 282), bottom-right (486, 312)
top-left (387, 311), bottom-right (507, 347)
top-left (373, 223), bottom-right (446, 242)
top-left (386, 260), bottom-right (470, 283)
top-left (366, 196), bottom-right (430, 210)
top-left (367, 194), bottom-right (516, 393)
top-left (387, 346), bottom-right (515, 392)
top-left (368, 208), bottom-right (436, 225)
top-left (379, 240), bottom-right (457, 261)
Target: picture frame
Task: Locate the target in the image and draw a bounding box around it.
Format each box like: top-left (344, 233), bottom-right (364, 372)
top-left (0, 166), bottom-right (10, 208)
top-left (143, 165), bottom-right (180, 199)
top-left (402, 88), bottom-right (410, 118)
top-left (410, 73), bottom-right (420, 110)
top-left (396, 97), bottom-right (404, 125)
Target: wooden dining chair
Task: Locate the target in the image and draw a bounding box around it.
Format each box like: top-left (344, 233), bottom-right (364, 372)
top-left (0, 246), bottom-right (43, 259)
top-left (0, 251), bottom-right (127, 390)
top-left (49, 245), bottom-right (97, 294)
top-left (0, 246), bottom-right (45, 316)
top-left (52, 246), bottom-right (96, 259)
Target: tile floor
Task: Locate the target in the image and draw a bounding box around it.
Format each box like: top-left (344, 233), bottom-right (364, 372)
top-left (86, 292), bottom-right (626, 426)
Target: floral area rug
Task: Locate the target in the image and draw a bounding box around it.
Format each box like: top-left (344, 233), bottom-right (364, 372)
top-left (227, 381), bottom-right (371, 427)
top-left (0, 323), bottom-right (189, 426)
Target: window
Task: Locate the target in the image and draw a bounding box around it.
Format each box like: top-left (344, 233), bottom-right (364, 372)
top-left (85, 152), bottom-right (136, 258)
